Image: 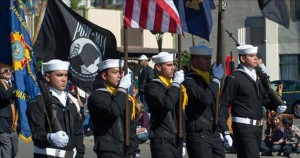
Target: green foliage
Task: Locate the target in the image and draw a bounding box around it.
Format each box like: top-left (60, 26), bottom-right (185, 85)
top-left (181, 50), bottom-right (191, 67)
top-left (70, 0), bottom-right (81, 9)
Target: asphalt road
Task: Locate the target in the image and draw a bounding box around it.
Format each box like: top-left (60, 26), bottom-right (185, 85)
top-left (16, 117), bottom-right (300, 158)
top-left (15, 138), bottom-right (290, 158)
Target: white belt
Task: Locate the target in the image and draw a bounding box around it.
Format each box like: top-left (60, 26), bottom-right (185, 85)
top-left (34, 146), bottom-right (77, 158)
top-left (232, 116), bottom-right (264, 126)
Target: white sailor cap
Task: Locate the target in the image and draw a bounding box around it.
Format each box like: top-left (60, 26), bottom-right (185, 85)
top-left (237, 45), bottom-right (258, 55)
top-left (43, 59), bottom-right (70, 72)
top-left (98, 59), bottom-right (124, 72)
top-left (138, 55), bottom-right (148, 60)
top-left (189, 44), bottom-right (213, 56)
top-left (152, 52), bottom-right (175, 64)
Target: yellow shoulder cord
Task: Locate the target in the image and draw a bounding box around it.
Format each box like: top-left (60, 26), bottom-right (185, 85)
top-left (157, 76), bottom-right (188, 109)
top-left (128, 95), bottom-right (136, 120)
top-left (0, 79), bottom-right (18, 131)
top-left (104, 83), bottom-right (135, 120)
top-left (180, 85), bottom-right (188, 110)
top-left (158, 75), bottom-right (173, 88)
top-left (191, 66), bottom-right (213, 85)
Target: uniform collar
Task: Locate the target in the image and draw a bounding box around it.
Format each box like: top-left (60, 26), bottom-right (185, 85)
top-left (3, 79), bottom-right (11, 84)
top-left (49, 87), bottom-right (67, 107)
top-left (241, 64), bottom-right (257, 81)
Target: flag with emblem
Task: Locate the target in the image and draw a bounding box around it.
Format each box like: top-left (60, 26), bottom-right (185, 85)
top-left (0, 0), bottom-right (40, 142)
top-left (174, 0), bottom-right (216, 41)
top-left (33, 0), bottom-right (120, 94)
top-left (123, 0), bottom-right (183, 34)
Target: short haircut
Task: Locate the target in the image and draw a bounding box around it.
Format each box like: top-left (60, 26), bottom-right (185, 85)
top-left (256, 53), bottom-right (262, 59)
top-left (282, 117), bottom-right (293, 126)
top-left (100, 68), bottom-right (109, 74)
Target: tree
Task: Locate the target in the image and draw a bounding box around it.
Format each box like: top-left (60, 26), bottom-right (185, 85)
top-left (70, 0), bottom-right (81, 9)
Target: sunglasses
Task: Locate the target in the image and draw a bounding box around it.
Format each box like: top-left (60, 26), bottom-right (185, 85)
top-left (1, 68), bottom-right (13, 74)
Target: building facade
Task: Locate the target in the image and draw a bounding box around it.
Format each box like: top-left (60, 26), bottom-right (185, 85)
top-left (25, 0), bottom-right (300, 81)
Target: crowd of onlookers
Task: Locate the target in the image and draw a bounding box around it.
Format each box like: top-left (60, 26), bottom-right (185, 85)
top-left (225, 111), bottom-right (300, 158)
top-left (258, 112), bottom-right (300, 157)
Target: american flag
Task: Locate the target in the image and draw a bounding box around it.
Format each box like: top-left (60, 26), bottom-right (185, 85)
top-left (123, 0), bottom-right (183, 34)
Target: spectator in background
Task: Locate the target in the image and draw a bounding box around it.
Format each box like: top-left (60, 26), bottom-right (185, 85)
top-left (138, 55), bottom-right (154, 112)
top-left (135, 102), bottom-right (150, 158)
top-left (135, 103), bottom-right (150, 144)
top-left (0, 63), bottom-right (19, 158)
top-left (278, 118), bottom-right (300, 158)
top-left (260, 114), bottom-right (284, 156)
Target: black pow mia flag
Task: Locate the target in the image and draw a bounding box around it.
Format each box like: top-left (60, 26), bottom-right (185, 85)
top-left (258, 0), bottom-right (290, 29)
top-left (33, 0), bottom-right (120, 93)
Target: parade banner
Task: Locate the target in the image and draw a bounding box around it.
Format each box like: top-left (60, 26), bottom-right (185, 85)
top-left (0, 0), bottom-right (40, 142)
top-left (175, 0), bottom-right (216, 41)
top-left (258, 0), bottom-right (290, 29)
top-left (123, 0), bottom-right (183, 34)
top-left (33, 0), bottom-right (120, 93)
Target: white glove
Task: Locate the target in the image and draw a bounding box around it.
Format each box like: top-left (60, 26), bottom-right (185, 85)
top-left (50, 131), bottom-right (69, 147)
top-left (212, 63), bottom-right (224, 80)
top-left (182, 146), bottom-right (186, 156)
top-left (224, 134), bottom-right (233, 148)
top-left (173, 70), bottom-right (184, 84)
top-left (119, 73), bottom-right (132, 89)
top-left (258, 63), bottom-right (267, 74)
top-left (219, 133), bottom-right (224, 141)
top-left (122, 68), bottom-right (133, 76)
top-left (277, 101), bottom-right (287, 113)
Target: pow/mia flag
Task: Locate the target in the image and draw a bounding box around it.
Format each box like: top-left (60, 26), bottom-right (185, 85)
top-left (33, 0), bottom-right (120, 93)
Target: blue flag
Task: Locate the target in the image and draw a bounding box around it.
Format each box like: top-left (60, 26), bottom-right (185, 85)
top-left (175, 0), bottom-right (216, 41)
top-left (0, 0), bottom-right (40, 142)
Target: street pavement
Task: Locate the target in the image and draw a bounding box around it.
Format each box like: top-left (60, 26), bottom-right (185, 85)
top-left (15, 137), bottom-right (288, 158)
top-left (16, 117), bottom-right (300, 158)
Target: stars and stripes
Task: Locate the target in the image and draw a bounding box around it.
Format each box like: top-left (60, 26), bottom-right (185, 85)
top-left (123, 0), bottom-right (183, 34)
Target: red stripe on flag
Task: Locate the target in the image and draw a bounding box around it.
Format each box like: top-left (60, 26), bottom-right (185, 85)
top-left (169, 17), bottom-right (176, 33)
top-left (153, 3), bottom-right (163, 32)
top-left (124, 0), bottom-right (135, 27)
top-left (156, 0), bottom-right (182, 33)
top-left (139, 0), bottom-right (149, 28)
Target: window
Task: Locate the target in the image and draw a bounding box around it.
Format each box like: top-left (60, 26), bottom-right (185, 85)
top-left (280, 55), bottom-right (300, 80)
top-left (296, 0), bottom-right (300, 20)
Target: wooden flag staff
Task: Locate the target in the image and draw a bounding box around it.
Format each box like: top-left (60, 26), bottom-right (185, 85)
top-left (214, 0), bottom-right (226, 131)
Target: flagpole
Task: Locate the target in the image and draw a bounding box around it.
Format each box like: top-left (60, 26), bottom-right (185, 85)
top-left (32, 0), bottom-right (47, 44)
top-left (123, 26), bottom-right (130, 150)
top-left (216, 0), bottom-right (225, 65)
top-left (192, 35), bottom-right (195, 46)
top-left (214, 0), bottom-right (226, 130)
top-left (177, 34), bottom-right (183, 144)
